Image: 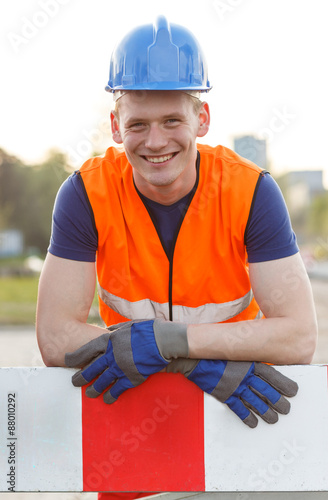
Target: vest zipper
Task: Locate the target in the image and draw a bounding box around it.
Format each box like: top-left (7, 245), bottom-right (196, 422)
top-left (167, 152), bottom-right (200, 321)
top-left (135, 152), bottom-right (201, 321)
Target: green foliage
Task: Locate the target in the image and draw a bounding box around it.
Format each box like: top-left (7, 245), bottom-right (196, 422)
top-left (308, 192), bottom-right (328, 238)
top-left (0, 274), bottom-right (100, 325)
top-left (277, 174), bottom-right (328, 246)
top-left (0, 275), bottom-right (39, 324)
top-left (0, 148), bottom-right (72, 254)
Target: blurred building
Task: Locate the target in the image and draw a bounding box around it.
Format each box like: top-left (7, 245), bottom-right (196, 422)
top-left (233, 135), bottom-right (267, 169)
top-left (278, 170), bottom-right (325, 215)
top-left (279, 170), bottom-right (325, 196)
top-left (0, 229), bottom-right (24, 258)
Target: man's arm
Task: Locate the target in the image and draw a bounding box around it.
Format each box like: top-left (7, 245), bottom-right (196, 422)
top-left (187, 252), bottom-right (318, 365)
top-left (36, 253), bottom-right (106, 367)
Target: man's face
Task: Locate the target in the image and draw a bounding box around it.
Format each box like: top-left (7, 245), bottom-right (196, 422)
top-left (111, 90), bottom-right (210, 202)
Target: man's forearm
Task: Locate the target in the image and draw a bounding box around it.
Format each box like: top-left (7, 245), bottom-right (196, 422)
top-left (37, 319), bottom-right (107, 367)
top-left (187, 316), bottom-right (317, 365)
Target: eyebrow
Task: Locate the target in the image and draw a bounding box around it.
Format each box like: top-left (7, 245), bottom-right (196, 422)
top-left (125, 112), bottom-right (187, 126)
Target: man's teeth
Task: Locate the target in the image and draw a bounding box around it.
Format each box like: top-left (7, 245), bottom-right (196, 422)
top-left (146, 154), bottom-right (174, 163)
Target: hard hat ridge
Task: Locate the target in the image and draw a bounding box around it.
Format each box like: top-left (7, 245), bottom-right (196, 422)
top-left (148, 16), bottom-right (179, 85)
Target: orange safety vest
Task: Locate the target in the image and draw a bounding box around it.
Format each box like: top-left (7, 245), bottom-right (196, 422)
top-left (78, 144), bottom-right (264, 326)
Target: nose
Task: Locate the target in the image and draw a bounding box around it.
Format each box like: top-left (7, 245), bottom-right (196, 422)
top-left (144, 124), bottom-right (169, 151)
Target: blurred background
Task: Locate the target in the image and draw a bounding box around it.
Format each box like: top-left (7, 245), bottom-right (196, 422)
top-left (0, 0), bottom-right (328, 497)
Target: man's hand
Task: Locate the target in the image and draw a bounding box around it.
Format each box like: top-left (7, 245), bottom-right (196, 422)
top-left (167, 359), bottom-right (298, 428)
top-left (65, 319), bottom-right (188, 403)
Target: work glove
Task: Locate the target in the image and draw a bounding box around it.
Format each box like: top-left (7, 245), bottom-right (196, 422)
top-left (65, 319), bottom-right (188, 404)
top-left (167, 358), bottom-right (298, 428)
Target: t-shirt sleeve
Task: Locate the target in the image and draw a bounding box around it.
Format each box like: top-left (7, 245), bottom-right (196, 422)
top-left (245, 172), bottom-right (299, 263)
top-left (48, 172), bottom-right (98, 262)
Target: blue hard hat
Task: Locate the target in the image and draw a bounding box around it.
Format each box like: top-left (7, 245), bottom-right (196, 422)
top-left (105, 16), bottom-right (211, 93)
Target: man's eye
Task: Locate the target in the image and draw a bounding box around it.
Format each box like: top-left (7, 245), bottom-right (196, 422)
top-left (166, 119), bottom-right (179, 124)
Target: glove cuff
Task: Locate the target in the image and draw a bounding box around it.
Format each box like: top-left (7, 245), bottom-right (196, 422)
top-left (153, 320), bottom-right (189, 360)
top-left (167, 358), bottom-right (199, 376)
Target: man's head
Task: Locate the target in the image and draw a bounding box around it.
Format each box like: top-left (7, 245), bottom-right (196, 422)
top-left (106, 16), bottom-right (212, 202)
top-left (110, 90), bottom-right (210, 201)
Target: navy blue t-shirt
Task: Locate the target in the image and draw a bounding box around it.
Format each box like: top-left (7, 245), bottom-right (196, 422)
top-left (48, 170), bottom-right (298, 263)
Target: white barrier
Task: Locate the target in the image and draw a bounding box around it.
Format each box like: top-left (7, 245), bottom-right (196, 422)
top-left (0, 365), bottom-right (327, 493)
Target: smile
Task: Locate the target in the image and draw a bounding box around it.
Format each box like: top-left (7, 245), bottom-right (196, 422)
top-left (144, 153), bottom-right (177, 164)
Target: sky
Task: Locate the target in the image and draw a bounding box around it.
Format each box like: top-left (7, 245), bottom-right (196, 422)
top-left (1, 0), bottom-right (328, 181)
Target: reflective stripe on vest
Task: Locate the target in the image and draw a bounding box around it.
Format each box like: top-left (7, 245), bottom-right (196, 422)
top-left (98, 284), bottom-right (255, 324)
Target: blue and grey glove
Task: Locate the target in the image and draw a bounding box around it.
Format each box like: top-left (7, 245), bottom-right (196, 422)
top-left (167, 358), bottom-right (298, 428)
top-left (65, 319), bottom-right (188, 404)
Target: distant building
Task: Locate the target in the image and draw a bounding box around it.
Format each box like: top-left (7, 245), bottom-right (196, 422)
top-left (0, 229), bottom-right (24, 258)
top-left (233, 135), bottom-right (267, 169)
top-left (277, 170), bottom-right (326, 215)
top-left (279, 170), bottom-right (325, 196)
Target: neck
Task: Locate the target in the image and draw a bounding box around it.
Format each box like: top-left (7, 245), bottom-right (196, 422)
top-left (134, 174), bottom-right (196, 205)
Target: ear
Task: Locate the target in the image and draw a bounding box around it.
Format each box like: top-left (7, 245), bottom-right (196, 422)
top-left (197, 102), bottom-right (210, 138)
top-left (110, 111), bottom-right (123, 144)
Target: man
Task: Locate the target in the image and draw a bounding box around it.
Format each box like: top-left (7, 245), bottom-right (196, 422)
top-left (36, 16), bottom-right (317, 500)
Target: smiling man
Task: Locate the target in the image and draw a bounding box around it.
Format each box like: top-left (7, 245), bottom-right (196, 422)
top-left (36, 15), bottom-right (317, 500)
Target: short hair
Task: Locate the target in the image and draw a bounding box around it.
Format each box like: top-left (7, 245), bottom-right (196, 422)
top-left (114, 91), bottom-right (204, 118)
top-left (189, 94), bottom-right (204, 115)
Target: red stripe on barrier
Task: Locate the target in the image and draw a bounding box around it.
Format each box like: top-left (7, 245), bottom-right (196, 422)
top-left (82, 373), bottom-right (205, 492)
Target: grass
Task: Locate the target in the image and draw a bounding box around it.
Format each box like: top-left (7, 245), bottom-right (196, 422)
top-left (0, 274), bottom-right (101, 326)
top-left (0, 275), bottom-right (39, 325)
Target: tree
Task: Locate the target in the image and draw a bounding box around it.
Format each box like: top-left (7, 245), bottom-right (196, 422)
top-left (0, 148), bottom-right (72, 254)
top-left (308, 192), bottom-right (328, 239)
top-left (0, 149), bottom-right (28, 230)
